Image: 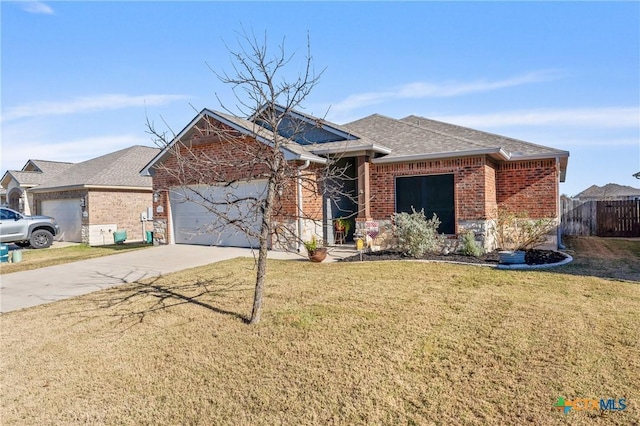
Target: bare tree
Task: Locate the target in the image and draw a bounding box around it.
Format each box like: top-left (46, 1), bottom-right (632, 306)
top-left (147, 31), bottom-right (355, 324)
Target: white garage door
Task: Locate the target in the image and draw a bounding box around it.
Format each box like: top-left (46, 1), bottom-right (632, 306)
top-left (41, 199), bottom-right (82, 242)
top-left (169, 182), bottom-right (267, 248)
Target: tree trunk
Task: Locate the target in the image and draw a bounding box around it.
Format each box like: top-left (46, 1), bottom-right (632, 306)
top-left (249, 176), bottom-right (277, 324)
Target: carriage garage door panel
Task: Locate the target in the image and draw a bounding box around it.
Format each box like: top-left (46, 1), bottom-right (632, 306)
top-left (169, 182), bottom-right (267, 248)
top-left (41, 199), bottom-right (82, 242)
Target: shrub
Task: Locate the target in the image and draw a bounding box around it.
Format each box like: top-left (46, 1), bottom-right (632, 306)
top-left (493, 208), bottom-right (556, 251)
top-left (459, 230), bottom-right (484, 257)
top-left (393, 208), bottom-right (444, 258)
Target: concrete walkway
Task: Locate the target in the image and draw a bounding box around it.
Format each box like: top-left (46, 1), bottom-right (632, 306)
top-left (0, 245), bottom-right (313, 314)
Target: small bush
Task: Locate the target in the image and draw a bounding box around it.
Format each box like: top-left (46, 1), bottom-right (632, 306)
top-left (493, 208), bottom-right (556, 251)
top-left (459, 230), bottom-right (484, 257)
top-left (393, 208), bottom-right (444, 258)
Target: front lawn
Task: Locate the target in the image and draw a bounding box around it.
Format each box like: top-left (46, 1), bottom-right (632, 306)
top-left (0, 242), bottom-right (152, 274)
top-left (1, 257), bottom-right (638, 425)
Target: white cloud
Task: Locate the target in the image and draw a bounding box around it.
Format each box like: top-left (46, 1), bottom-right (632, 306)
top-left (1, 94), bottom-right (190, 122)
top-left (327, 70), bottom-right (564, 118)
top-left (19, 1), bottom-right (54, 15)
top-left (431, 107), bottom-right (640, 129)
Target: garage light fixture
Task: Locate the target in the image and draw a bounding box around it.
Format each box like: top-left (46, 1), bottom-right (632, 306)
top-left (80, 197), bottom-right (86, 207)
top-left (153, 192), bottom-right (160, 203)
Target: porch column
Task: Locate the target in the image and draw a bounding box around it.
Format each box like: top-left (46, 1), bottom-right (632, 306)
top-left (357, 155), bottom-right (371, 219)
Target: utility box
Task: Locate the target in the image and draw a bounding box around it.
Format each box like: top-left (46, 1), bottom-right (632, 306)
top-left (113, 230), bottom-right (127, 244)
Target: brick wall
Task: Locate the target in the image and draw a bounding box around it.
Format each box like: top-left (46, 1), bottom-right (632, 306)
top-left (496, 159), bottom-right (558, 218)
top-left (88, 190), bottom-right (153, 241)
top-left (151, 129), bottom-right (324, 245)
top-left (33, 189), bottom-right (152, 244)
top-left (484, 161), bottom-right (498, 219)
top-left (370, 156), bottom-right (494, 231)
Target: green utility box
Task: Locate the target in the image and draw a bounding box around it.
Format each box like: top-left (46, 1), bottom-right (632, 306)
top-left (113, 230), bottom-right (127, 244)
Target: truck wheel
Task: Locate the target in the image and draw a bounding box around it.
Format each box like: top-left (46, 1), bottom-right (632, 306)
top-left (30, 230), bottom-right (54, 249)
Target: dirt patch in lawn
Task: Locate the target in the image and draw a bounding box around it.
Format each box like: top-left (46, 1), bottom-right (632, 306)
top-left (558, 236), bottom-right (640, 282)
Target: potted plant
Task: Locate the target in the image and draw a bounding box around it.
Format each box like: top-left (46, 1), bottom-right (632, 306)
top-left (333, 218), bottom-right (351, 234)
top-left (303, 236), bottom-right (327, 262)
top-left (333, 218), bottom-right (351, 244)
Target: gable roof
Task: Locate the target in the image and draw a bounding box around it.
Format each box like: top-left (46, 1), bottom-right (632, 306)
top-left (575, 183), bottom-right (640, 199)
top-left (31, 146), bottom-right (160, 192)
top-left (142, 106), bottom-right (570, 181)
top-left (141, 108), bottom-right (327, 176)
top-left (1, 160), bottom-right (74, 189)
top-left (23, 159), bottom-right (74, 174)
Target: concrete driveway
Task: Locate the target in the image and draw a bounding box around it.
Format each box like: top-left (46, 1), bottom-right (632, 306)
top-left (0, 245), bottom-right (304, 314)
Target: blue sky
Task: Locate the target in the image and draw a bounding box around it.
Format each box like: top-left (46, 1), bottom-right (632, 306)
top-left (1, 1), bottom-right (638, 196)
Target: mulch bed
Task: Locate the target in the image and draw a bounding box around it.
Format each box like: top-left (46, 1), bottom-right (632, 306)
top-left (339, 248), bottom-right (568, 266)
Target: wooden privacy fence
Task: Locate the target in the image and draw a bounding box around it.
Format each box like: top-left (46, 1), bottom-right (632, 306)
top-left (562, 199), bottom-right (640, 237)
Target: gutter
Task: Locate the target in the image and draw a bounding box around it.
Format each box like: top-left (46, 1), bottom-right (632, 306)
top-left (296, 160), bottom-right (310, 252)
top-left (310, 143), bottom-right (392, 156)
top-left (371, 148), bottom-right (511, 164)
top-left (29, 184), bottom-right (153, 193)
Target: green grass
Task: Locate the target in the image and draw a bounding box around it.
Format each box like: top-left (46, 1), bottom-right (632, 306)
top-left (1, 255), bottom-right (638, 425)
top-left (0, 243), bottom-right (152, 274)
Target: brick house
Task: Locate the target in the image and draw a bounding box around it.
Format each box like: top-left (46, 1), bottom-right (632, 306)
top-left (25, 146), bottom-right (160, 245)
top-left (2, 160), bottom-right (74, 215)
top-left (143, 107), bottom-right (569, 250)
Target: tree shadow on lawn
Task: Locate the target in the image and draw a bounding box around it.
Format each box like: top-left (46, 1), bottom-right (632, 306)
top-left (60, 271), bottom-right (252, 327)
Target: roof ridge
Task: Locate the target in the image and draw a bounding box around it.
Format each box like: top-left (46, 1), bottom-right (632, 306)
top-left (404, 115), bottom-right (567, 154)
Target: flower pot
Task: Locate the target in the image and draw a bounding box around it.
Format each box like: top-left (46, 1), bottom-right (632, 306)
top-left (308, 247), bottom-right (328, 262)
top-left (498, 250), bottom-right (525, 264)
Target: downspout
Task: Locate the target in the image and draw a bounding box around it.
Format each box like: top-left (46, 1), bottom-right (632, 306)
top-left (556, 156), bottom-right (566, 250)
top-left (297, 160), bottom-right (310, 252)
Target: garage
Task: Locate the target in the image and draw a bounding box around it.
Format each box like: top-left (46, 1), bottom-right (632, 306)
top-left (40, 199), bottom-right (82, 242)
top-left (169, 182), bottom-right (267, 247)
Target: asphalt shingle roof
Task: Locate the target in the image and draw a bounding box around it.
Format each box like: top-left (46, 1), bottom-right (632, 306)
top-left (26, 160), bottom-right (74, 175)
top-left (4, 171), bottom-right (50, 186)
top-left (342, 114), bottom-right (491, 159)
top-left (575, 183), bottom-right (640, 198)
top-left (400, 115), bottom-right (567, 157)
top-left (35, 146), bottom-right (160, 191)
top-left (2, 160), bottom-right (74, 188)
top-left (341, 114), bottom-right (567, 161)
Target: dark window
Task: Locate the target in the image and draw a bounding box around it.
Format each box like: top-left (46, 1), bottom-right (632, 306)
top-left (395, 174), bottom-right (455, 234)
top-left (1, 208), bottom-right (17, 220)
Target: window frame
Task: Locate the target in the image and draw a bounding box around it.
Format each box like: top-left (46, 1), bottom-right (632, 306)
top-left (394, 173), bottom-right (456, 234)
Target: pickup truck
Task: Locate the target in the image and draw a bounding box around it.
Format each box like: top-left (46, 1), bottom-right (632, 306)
top-left (0, 207), bottom-right (60, 249)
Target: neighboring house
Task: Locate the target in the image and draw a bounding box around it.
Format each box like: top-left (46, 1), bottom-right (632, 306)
top-left (573, 183), bottom-right (640, 202)
top-left (1, 160), bottom-right (74, 215)
top-left (0, 188), bottom-right (7, 206)
top-left (142, 107), bottom-right (569, 250)
top-left (27, 146), bottom-right (160, 245)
